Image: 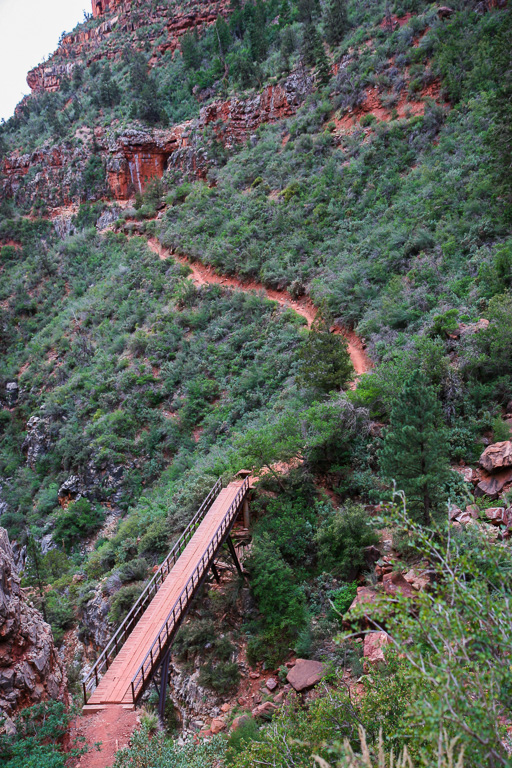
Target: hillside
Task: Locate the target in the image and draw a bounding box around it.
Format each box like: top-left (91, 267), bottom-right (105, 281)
top-left (0, 0), bottom-right (511, 766)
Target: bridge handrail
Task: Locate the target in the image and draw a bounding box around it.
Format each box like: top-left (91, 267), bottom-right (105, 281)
top-left (130, 476), bottom-right (249, 703)
top-left (82, 478), bottom-right (222, 703)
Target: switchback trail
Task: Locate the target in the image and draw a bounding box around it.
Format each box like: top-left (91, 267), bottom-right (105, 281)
top-left (146, 238), bottom-right (372, 377)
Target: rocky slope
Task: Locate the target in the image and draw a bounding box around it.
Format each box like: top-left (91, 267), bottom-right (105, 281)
top-left (0, 528), bottom-right (67, 729)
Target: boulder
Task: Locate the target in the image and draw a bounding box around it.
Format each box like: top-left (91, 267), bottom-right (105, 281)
top-left (437, 6), bottom-right (455, 19)
top-left (382, 571), bottom-right (416, 599)
top-left (363, 632), bottom-right (391, 666)
top-left (484, 507), bottom-right (512, 528)
top-left (479, 441), bottom-right (512, 473)
top-left (210, 718), bottom-right (226, 734)
top-left (286, 659), bottom-right (326, 692)
top-left (403, 568), bottom-right (430, 591)
top-left (5, 383), bottom-right (18, 407)
top-left (364, 545), bottom-right (381, 567)
top-left (251, 701), bottom-right (277, 719)
top-left (475, 468), bottom-right (512, 499)
top-left (266, 677), bottom-right (278, 691)
top-left (231, 715), bottom-right (251, 731)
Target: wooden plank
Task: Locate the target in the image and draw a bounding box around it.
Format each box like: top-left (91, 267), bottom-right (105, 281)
top-left (87, 481), bottom-right (245, 706)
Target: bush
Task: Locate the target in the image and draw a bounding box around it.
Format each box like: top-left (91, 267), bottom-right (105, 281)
top-left (328, 582), bottom-right (358, 622)
top-left (53, 498), bottom-right (104, 552)
top-left (315, 503), bottom-right (378, 578)
top-left (108, 583), bottom-right (144, 624)
top-left (198, 661), bottom-right (240, 695)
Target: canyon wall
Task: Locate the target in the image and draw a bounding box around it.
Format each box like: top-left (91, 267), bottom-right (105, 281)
top-left (0, 529), bottom-right (67, 727)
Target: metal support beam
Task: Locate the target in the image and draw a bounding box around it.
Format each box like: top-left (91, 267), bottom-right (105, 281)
top-left (211, 561), bottom-right (221, 584)
top-left (157, 648), bottom-right (172, 720)
top-left (226, 535), bottom-right (243, 578)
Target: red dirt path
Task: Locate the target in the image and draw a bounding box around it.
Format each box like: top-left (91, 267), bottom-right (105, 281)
top-left (146, 237), bottom-right (372, 378)
top-left (71, 706), bottom-right (139, 768)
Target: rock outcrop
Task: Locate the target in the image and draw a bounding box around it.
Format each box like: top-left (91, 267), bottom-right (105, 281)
top-left (3, 70), bottom-right (312, 208)
top-left (22, 416), bottom-right (51, 470)
top-left (0, 528), bottom-right (67, 722)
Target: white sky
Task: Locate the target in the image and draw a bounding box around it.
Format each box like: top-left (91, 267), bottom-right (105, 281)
top-left (0, 0), bottom-right (88, 122)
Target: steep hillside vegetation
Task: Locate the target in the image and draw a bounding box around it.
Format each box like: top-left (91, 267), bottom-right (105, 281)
top-left (0, 0), bottom-right (511, 766)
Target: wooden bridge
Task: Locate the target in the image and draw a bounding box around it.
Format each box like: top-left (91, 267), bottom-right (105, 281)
top-left (82, 476), bottom-right (250, 715)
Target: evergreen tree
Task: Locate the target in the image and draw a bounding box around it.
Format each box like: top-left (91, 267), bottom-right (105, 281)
top-left (378, 371), bottom-right (451, 524)
top-left (302, 22), bottom-right (321, 67)
top-left (181, 30), bottom-right (201, 70)
top-left (488, 8), bottom-right (512, 220)
top-left (315, 41), bottom-right (331, 84)
top-left (324, 0), bottom-right (348, 47)
top-left (296, 310), bottom-right (353, 395)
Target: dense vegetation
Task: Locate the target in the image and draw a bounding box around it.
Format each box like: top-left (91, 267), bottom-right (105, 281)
top-left (0, 0), bottom-right (511, 765)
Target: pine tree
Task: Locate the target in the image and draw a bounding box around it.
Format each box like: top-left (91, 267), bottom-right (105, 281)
top-left (296, 310), bottom-right (353, 395)
top-left (324, 0), bottom-right (348, 47)
top-left (302, 22), bottom-right (321, 67)
top-left (379, 371), bottom-right (451, 525)
top-left (315, 41), bottom-right (331, 84)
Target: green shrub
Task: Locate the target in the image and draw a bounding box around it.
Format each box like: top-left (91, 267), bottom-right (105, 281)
top-left (108, 583), bottom-right (144, 624)
top-left (328, 582), bottom-right (358, 622)
top-left (53, 498), bottom-right (104, 552)
top-left (315, 503), bottom-right (378, 578)
top-left (198, 661), bottom-right (240, 695)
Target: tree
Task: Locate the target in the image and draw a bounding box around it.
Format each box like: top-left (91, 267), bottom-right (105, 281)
top-left (487, 8), bottom-right (512, 220)
top-left (378, 371), bottom-right (451, 524)
top-left (296, 311), bottom-right (353, 395)
top-left (323, 0), bottom-right (348, 47)
top-left (315, 502), bottom-right (379, 578)
top-left (234, 411), bottom-right (303, 490)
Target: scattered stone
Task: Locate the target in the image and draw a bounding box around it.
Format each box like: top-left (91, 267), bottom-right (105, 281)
top-left (249, 671), bottom-right (260, 679)
top-left (363, 632), bottom-right (391, 667)
top-left (403, 568), bottom-right (430, 591)
top-left (231, 715), bottom-right (251, 731)
top-left (382, 571), bottom-right (416, 599)
top-left (251, 701), bottom-right (277, 719)
top-left (286, 659), bottom-right (326, 692)
top-left (465, 504), bottom-right (480, 519)
top-left (266, 677), bottom-right (278, 692)
top-left (210, 718), bottom-right (226, 734)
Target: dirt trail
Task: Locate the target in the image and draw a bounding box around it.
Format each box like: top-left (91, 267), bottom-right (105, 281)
top-left (71, 706), bottom-right (139, 768)
top-left (146, 238), bottom-right (372, 377)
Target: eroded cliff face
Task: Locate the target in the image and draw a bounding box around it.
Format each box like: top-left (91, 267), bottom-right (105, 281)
top-left (27, 0), bottom-right (230, 95)
top-left (2, 70), bottom-right (312, 207)
top-left (0, 528), bottom-right (67, 723)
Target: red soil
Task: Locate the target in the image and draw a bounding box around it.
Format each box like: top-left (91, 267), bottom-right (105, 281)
top-left (145, 237), bottom-right (372, 378)
top-left (70, 706), bottom-right (139, 768)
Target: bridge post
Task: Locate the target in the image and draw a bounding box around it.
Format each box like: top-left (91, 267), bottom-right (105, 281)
top-left (211, 561), bottom-right (221, 584)
top-left (158, 647), bottom-right (172, 720)
top-left (242, 498), bottom-right (250, 528)
top-left (226, 536), bottom-right (243, 578)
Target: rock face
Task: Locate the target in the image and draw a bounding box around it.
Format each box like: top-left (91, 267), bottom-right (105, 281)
top-left (22, 416), bottom-right (51, 470)
top-left (3, 61), bottom-right (312, 208)
top-left (286, 659), bottom-right (326, 692)
top-left (0, 528), bottom-right (67, 719)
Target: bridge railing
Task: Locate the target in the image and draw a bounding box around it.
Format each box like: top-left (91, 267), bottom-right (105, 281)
top-left (82, 478), bottom-right (222, 704)
top-left (130, 476), bottom-right (249, 703)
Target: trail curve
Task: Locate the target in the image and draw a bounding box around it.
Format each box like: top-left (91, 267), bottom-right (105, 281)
top-left (145, 237), bottom-right (372, 377)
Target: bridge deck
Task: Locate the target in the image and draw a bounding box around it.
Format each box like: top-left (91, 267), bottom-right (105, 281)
top-left (88, 481), bottom-right (245, 706)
